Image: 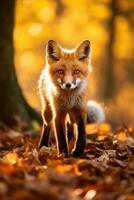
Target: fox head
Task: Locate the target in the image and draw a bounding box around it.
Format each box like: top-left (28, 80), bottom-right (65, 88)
top-left (46, 40), bottom-right (91, 91)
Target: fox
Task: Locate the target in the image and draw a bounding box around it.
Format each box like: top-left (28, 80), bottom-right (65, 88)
top-left (38, 40), bottom-right (105, 157)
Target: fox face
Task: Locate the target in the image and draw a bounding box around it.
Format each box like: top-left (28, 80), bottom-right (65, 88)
top-left (46, 40), bottom-right (91, 92)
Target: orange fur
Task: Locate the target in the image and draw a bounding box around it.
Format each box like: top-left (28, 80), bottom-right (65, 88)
top-left (38, 40), bottom-right (91, 157)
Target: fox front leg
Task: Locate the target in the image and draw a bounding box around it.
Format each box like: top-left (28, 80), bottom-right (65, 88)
top-left (72, 112), bottom-right (87, 157)
top-left (38, 105), bottom-right (52, 149)
top-left (38, 123), bottom-right (51, 149)
top-left (54, 113), bottom-right (69, 157)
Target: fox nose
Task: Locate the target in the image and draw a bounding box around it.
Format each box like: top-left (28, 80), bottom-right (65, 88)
top-left (65, 83), bottom-right (71, 88)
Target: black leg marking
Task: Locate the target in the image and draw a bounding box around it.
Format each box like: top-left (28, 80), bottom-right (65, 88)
top-left (38, 124), bottom-right (51, 149)
top-left (55, 120), bottom-right (68, 157)
top-left (72, 115), bottom-right (86, 157)
top-left (67, 122), bottom-right (74, 142)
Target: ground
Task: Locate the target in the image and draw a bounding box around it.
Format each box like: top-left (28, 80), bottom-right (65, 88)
top-left (0, 123), bottom-right (134, 200)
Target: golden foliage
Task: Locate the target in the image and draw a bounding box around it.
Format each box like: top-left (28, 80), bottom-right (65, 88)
top-left (14, 0), bottom-right (134, 124)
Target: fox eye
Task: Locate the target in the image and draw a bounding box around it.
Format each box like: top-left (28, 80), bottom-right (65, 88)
top-left (73, 69), bottom-right (81, 75)
top-left (57, 69), bottom-right (64, 74)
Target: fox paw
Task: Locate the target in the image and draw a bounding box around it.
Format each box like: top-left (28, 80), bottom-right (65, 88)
top-left (71, 149), bottom-right (84, 157)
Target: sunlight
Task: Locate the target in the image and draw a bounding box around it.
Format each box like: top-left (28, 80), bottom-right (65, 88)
top-left (28, 23), bottom-right (43, 36)
top-left (84, 190), bottom-right (96, 200)
top-left (20, 51), bottom-right (35, 67)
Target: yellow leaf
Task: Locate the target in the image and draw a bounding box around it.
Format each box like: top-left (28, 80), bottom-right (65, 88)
top-left (56, 164), bottom-right (72, 174)
top-left (3, 152), bottom-right (18, 165)
top-left (116, 132), bottom-right (127, 141)
top-left (99, 123), bottom-right (111, 135)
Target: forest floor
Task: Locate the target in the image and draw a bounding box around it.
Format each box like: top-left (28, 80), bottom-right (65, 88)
top-left (0, 123), bottom-right (134, 200)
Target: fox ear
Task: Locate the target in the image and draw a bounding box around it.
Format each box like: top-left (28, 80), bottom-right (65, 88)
top-left (46, 40), bottom-right (61, 62)
top-left (76, 40), bottom-right (91, 60)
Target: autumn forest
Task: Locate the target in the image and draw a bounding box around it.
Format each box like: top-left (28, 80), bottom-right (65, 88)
top-left (0, 0), bottom-right (134, 199)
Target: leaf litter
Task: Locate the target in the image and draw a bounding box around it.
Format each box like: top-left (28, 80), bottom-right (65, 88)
top-left (0, 123), bottom-right (134, 200)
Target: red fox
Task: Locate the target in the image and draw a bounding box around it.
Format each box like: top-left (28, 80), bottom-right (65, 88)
top-left (38, 40), bottom-right (105, 157)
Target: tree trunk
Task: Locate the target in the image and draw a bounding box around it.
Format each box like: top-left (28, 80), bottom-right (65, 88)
top-left (55, 0), bottom-right (65, 16)
top-left (0, 0), bottom-right (42, 128)
top-left (103, 0), bottom-right (116, 99)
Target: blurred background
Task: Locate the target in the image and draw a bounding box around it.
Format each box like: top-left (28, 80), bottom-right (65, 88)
top-left (14, 0), bottom-right (134, 126)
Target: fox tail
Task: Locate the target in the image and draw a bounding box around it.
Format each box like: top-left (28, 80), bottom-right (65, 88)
top-left (87, 100), bottom-right (105, 123)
